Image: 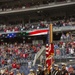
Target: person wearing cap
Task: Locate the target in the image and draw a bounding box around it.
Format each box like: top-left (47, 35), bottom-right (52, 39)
top-left (51, 64), bottom-right (58, 75)
top-left (37, 64), bottom-right (44, 75)
top-left (49, 64), bottom-right (60, 75)
top-left (68, 65), bottom-right (74, 75)
top-left (36, 69), bottom-right (39, 75)
top-left (60, 63), bottom-right (68, 75)
top-left (43, 67), bottom-right (48, 75)
top-left (28, 69), bottom-right (35, 75)
top-left (53, 64), bottom-right (61, 75)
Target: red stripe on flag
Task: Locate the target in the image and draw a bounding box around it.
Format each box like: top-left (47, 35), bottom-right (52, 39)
top-left (49, 43), bottom-right (54, 56)
top-left (46, 43), bottom-right (54, 73)
top-left (29, 29), bottom-right (48, 35)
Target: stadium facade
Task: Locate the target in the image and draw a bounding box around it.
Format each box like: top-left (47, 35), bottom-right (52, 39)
top-left (0, 0), bottom-right (75, 44)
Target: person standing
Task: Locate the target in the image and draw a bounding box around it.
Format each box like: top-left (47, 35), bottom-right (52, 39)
top-left (53, 64), bottom-right (61, 75)
top-left (37, 65), bottom-right (44, 75)
top-left (43, 67), bottom-right (49, 75)
top-left (68, 65), bottom-right (74, 75)
top-left (60, 63), bottom-right (68, 75)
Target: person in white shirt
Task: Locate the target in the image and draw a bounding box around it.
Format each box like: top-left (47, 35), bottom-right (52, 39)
top-left (69, 47), bottom-right (74, 56)
top-left (0, 68), bottom-right (5, 75)
top-left (28, 60), bottom-right (32, 68)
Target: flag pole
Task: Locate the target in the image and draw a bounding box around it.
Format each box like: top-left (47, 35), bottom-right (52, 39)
top-left (46, 23), bottom-right (54, 75)
top-left (49, 23), bottom-right (53, 44)
top-left (49, 23), bottom-right (53, 75)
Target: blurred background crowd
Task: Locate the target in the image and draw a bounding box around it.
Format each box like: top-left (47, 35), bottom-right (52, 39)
top-left (0, 18), bottom-right (75, 32)
top-left (0, 0), bottom-right (74, 12)
top-left (0, 43), bottom-right (42, 75)
top-left (0, 0), bottom-right (75, 75)
top-left (0, 33), bottom-right (75, 75)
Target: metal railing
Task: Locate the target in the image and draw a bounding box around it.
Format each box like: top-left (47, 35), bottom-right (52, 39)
top-left (33, 46), bottom-right (45, 66)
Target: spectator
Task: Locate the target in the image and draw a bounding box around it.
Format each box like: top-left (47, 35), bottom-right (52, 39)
top-left (16, 70), bottom-right (22, 75)
top-left (28, 69), bottom-right (35, 75)
top-left (68, 65), bottom-right (74, 75)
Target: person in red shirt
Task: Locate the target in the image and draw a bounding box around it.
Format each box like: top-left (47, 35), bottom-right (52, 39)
top-left (12, 62), bottom-right (17, 68)
top-left (68, 65), bottom-right (74, 75)
top-left (9, 71), bottom-right (14, 75)
top-left (16, 64), bottom-right (20, 69)
top-left (1, 59), bottom-right (5, 64)
top-left (59, 41), bottom-right (63, 45)
top-left (20, 53), bottom-right (23, 57)
top-left (56, 49), bottom-right (61, 56)
top-left (1, 59), bottom-right (5, 67)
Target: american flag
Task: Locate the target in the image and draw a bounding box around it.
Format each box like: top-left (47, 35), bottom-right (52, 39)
top-left (46, 43), bottom-right (54, 73)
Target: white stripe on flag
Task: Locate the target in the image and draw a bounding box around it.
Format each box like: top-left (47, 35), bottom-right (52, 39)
top-left (46, 52), bottom-right (49, 54)
top-left (46, 44), bottom-right (48, 46)
top-left (46, 48), bottom-right (49, 50)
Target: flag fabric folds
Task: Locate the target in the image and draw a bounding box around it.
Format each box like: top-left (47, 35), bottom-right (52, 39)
top-left (46, 43), bottom-right (54, 73)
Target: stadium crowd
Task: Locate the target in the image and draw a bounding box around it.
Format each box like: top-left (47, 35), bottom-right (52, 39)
top-left (0, 43), bottom-right (42, 75)
top-left (0, 0), bottom-right (75, 75)
top-left (54, 32), bottom-right (75, 57)
top-left (0, 18), bottom-right (75, 33)
top-left (0, 34), bottom-right (75, 75)
top-left (0, 0), bottom-right (73, 12)
top-left (0, 14), bottom-right (75, 75)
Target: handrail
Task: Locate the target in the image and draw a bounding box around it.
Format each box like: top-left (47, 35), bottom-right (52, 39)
top-left (33, 46), bottom-right (45, 66)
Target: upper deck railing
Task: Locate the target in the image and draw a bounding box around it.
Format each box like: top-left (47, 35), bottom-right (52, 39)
top-left (0, 0), bottom-right (75, 14)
